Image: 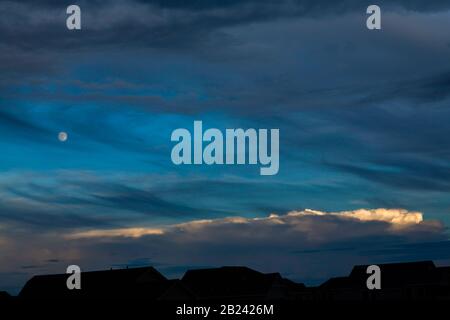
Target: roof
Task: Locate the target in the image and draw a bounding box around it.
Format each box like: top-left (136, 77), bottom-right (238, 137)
top-left (349, 261), bottom-right (437, 288)
top-left (19, 266), bottom-right (169, 299)
top-left (320, 261), bottom-right (440, 290)
top-left (181, 266), bottom-right (285, 299)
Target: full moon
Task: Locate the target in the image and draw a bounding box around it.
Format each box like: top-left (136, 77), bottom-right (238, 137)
top-left (58, 131), bottom-right (68, 142)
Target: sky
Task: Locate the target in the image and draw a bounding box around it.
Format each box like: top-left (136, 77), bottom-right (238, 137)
top-left (1, 0), bottom-right (450, 294)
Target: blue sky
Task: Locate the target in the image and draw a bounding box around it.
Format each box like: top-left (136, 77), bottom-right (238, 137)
top-left (1, 0), bottom-right (450, 294)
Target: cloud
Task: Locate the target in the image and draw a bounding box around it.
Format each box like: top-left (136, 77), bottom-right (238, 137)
top-left (0, 171), bottom-right (222, 232)
top-left (65, 208), bottom-right (437, 240)
top-left (0, 236), bottom-right (7, 248)
top-left (287, 208), bottom-right (424, 225)
top-left (67, 227), bottom-right (164, 239)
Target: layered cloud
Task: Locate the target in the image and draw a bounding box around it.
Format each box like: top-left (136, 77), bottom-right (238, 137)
top-left (68, 227), bottom-right (164, 239)
top-left (287, 208), bottom-right (424, 225)
top-left (67, 208), bottom-right (430, 239)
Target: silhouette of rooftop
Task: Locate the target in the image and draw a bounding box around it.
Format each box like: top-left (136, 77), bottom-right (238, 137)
top-left (19, 266), bottom-right (169, 299)
top-left (317, 261), bottom-right (450, 301)
top-left (181, 266), bottom-right (304, 300)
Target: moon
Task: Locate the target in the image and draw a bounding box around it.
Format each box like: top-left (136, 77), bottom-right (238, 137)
top-left (58, 131), bottom-right (68, 142)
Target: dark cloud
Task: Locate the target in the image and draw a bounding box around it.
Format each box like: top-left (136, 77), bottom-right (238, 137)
top-left (358, 72), bottom-right (450, 105)
top-left (0, 201), bottom-right (118, 230)
top-left (0, 172), bottom-right (231, 234)
top-left (86, 182), bottom-right (213, 218)
top-left (360, 240), bottom-right (450, 260)
top-left (2, 0), bottom-right (450, 72)
top-left (327, 161), bottom-right (450, 192)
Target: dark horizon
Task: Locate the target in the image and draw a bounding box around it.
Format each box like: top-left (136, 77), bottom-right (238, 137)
top-left (2, 260), bottom-right (448, 302)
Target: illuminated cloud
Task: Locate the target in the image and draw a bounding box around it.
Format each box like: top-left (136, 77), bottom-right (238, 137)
top-left (287, 208), bottom-right (424, 225)
top-left (65, 208), bottom-right (437, 240)
top-left (67, 227), bottom-right (164, 239)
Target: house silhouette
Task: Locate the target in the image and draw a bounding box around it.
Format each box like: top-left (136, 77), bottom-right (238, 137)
top-left (318, 261), bottom-right (450, 301)
top-left (178, 266), bottom-right (306, 301)
top-left (19, 266), bottom-right (170, 300)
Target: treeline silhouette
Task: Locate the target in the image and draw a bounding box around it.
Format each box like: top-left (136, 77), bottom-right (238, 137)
top-left (1, 261), bottom-right (450, 302)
